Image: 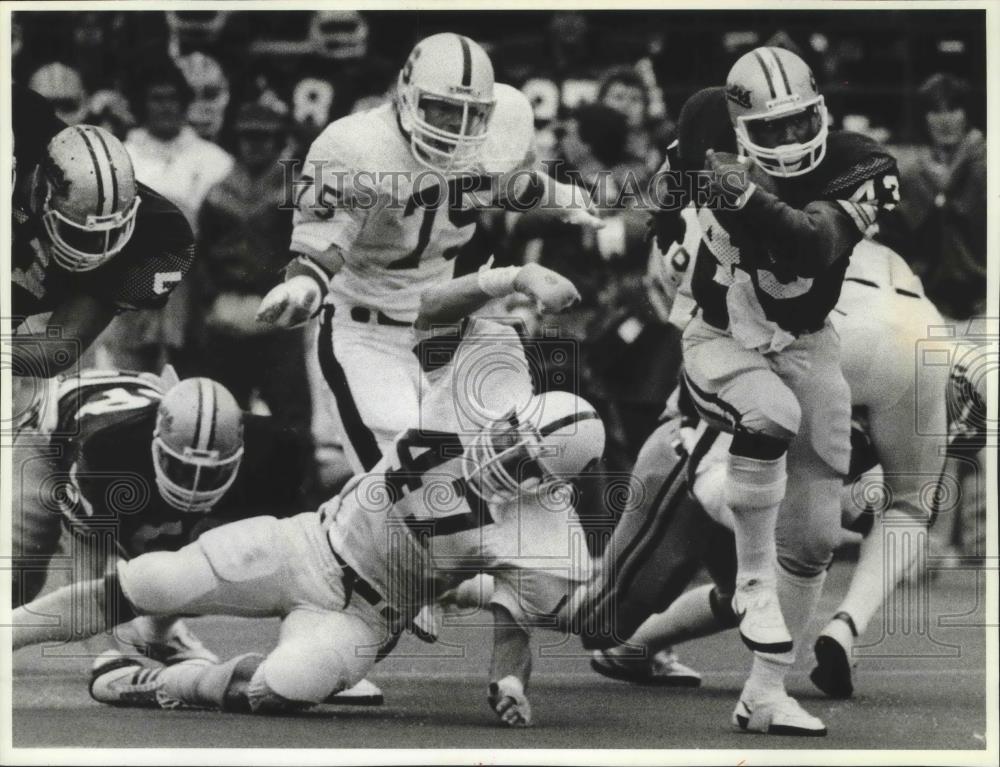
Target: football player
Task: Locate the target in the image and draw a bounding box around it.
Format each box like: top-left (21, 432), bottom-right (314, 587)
top-left (11, 366), bottom-right (384, 704)
top-left (578, 228), bottom-right (952, 716)
top-left (255, 32), bottom-right (603, 476)
top-left (643, 47), bottom-right (900, 735)
top-left (13, 265), bottom-right (604, 724)
top-left (11, 84), bottom-right (195, 396)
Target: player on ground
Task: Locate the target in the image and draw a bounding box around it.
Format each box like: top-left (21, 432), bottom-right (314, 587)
top-left (14, 296), bottom-right (603, 718)
top-left (255, 32), bottom-right (603, 474)
top-left (578, 231), bottom-right (951, 708)
top-left (10, 367), bottom-right (383, 704)
top-left (13, 264), bottom-right (603, 724)
top-left (649, 47), bottom-right (900, 735)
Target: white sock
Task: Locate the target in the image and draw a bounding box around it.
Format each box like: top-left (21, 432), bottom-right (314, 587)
top-left (836, 509), bottom-right (928, 636)
top-left (726, 453), bottom-right (787, 585)
top-left (615, 585), bottom-right (721, 656)
top-left (743, 566), bottom-right (826, 700)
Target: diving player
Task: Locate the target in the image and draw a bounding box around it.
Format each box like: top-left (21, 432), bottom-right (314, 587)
top-left (13, 264), bottom-right (603, 725)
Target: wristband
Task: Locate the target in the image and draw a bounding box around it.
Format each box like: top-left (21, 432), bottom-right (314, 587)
top-left (478, 264), bottom-right (522, 298)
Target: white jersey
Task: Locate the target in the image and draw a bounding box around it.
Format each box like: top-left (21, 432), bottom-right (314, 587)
top-left (292, 84), bottom-right (535, 323)
top-left (322, 319), bottom-right (591, 625)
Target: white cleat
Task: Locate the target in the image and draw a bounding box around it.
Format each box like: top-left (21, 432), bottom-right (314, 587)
top-left (590, 648), bottom-right (702, 687)
top-left (115, 617), bottom-right (220, 665)
top-left (89, 649), bottom-right (182, 709)
top-left (732, 694), bottom-right (827, 737)
top-left (324, 678), bottom-right (384, 706)
top-left (810, 612), bottom-right (858, 699)
top-left (732, 579), bottom-right (793, 654)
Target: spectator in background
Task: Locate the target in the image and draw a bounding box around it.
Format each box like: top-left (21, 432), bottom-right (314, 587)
top-left (598, 67), bottom-right (663, 175)
top-left (95, 57), bottom-right (234, 373)
top-left (84, 89), bottom-right (136, 141)
top-left (194, 102), bottom-right (312, 444)
top-left (880, 73), bottom-right (987, 571)
top-left (513, 104), bottom-right (677, 472)
top-left (28, 62), bottom-right (88, 125)
top-left (883, 73), bottom-right (986, 321)
top-left (125, 56), bottom-right (234, 228)
top-left (177, 51), bottom-right (232, 143)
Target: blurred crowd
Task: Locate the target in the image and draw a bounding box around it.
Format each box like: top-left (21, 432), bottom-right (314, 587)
top-left (13, 10), bottom-right (988, 555)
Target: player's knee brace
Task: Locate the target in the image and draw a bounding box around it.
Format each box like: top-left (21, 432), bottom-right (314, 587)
top-left (100, 572), bottom-right (139, 627)
top-left (725, 432), bottom-right (788, 511)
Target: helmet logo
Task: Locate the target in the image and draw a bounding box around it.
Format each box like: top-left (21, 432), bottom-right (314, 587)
top-left (402, 46), bottom-right (421, 85)
top-left (726, 83), bottom-right (752, 110)
top-left (42, 156), bottom-right (71, 201)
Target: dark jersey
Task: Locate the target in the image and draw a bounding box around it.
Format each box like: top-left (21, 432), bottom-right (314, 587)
top-left (680, 87), bottom-right (899, 335)
top-left (53, 371), bottom-right (308, 557)
top-left (11, 84), bottom-right (196, 328)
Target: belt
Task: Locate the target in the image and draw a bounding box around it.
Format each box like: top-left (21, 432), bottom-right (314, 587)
top-left (330, 546), bottom-right (385, 608)
top-left (348, 306), bottom-right (412, 328)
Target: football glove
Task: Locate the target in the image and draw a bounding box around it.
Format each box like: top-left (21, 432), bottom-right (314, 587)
top-left (488, 675), bottom-right (532, 727)
top-left (514, 263), bottom-right (581, 314)
top-left (255, 275), bottom-right (322, 329)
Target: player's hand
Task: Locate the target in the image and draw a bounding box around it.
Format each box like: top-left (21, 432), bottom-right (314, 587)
top-left (514, 263), bottom-right (581, 314)
top-left (255, 275), bottom-right (322, 328)
top-left (705, 149), bottom-right (756, 205)
top-left (488, 676), bottom-right (533, 727)
top-left (550, 179), bottom-right (605, 230)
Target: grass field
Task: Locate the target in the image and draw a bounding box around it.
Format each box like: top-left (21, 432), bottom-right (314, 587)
top-left (8, 562), bottom-right (993, 757)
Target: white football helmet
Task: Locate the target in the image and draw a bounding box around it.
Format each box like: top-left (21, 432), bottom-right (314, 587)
top-left (151, 378), bottom-right (245, 513)
top-left (465, 391), bottom-right (605, 505)
top-left (725, 46), bottom-right (828, 177)
top-left (33, 125), bottom-right (141, 272)
top-left (177, 52), bottom-right (230, 141)
top-left (396, 33), bottom-right (496, 173)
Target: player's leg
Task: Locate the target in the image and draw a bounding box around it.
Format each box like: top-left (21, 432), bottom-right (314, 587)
top-left (682, 317), bottom-right (800, 655)
top-left (318, 311), bottom-right (421, 473)
top-left (13, 515), bottom-right (293, 650)
top-left (10, 440), bottom-right (65, 606)
top-left (731, 326), bottom-right (849, 736)
top-left (813, 324), bottom-right (949, 697)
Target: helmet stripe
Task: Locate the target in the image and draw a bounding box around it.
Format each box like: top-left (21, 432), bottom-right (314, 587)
top-left (89, 127), bottom-right (120, 215)
top-left (751, 50), bottom-right (777, 99)
top-left (74, 126), bottom-right (107, 216)
top-left (193, 378), bottom-right (205, 450)
top-left (196, 379), bottom-right (216, 452)
top-left (459, 35), bottom-right (472, 87)
top-left (769, 47), bottom-right (793, 97)
top-left (205, 382), bottom-right (218, 452)
top-left (539, 410), bottom-right (600, 438)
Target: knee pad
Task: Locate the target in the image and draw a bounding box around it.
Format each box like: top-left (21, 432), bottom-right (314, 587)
top-left (725, 451), bottom-right (788, 511)
top-left (242, 660), bottom-right (315, 714)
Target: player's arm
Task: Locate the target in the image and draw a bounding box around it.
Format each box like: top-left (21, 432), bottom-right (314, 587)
top-left (11, 294), bottom-right (116, 376)
top-left (414, 261), bottom-right (580, 330)
top-left (256, 127), bottom-right (365, 328)
top-left (706, 152), bottom-right (862, 278)
top-left (488, 602), bottom-right (534, 727)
